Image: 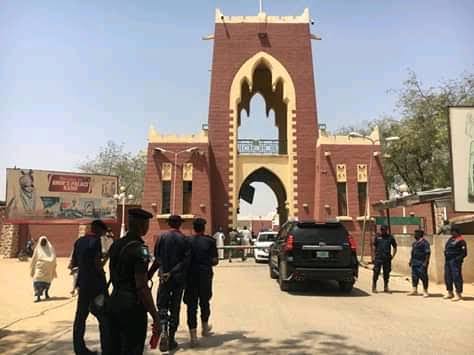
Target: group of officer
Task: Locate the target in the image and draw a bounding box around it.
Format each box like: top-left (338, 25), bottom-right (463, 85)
top-left (71, 208), bottom-right (218, 355)
top-left (371, 224), bottom-right (468, 301)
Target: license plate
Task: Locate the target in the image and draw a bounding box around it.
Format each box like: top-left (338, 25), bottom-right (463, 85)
top-left (316, 251), bottom-right (329, 258)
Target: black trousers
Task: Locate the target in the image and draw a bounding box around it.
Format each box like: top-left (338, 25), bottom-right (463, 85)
top-left (411, 263), bottom-right (429, 289)
top-left (73, 291), bottom-right (109, 355)
top-left (106, 296), bottom-right (147, 355)
top-left (373, 258), bottom-right (391, 284)
top-left (157, 280), bottom-right (184, 334)
top-left (184, 272), bottom-right (213, 329)
top-left (445, 258), bottom-right (463, 293)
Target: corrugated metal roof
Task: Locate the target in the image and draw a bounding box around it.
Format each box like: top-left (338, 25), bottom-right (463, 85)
top-left (373, 188), bottom-right (452, 210)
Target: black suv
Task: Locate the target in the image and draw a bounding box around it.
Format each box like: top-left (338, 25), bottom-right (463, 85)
top-left (269, 220), bottom-right (359, 293)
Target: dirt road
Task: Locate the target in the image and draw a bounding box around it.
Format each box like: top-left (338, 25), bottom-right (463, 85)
top-left (1, 258), bottom-right (473, 354)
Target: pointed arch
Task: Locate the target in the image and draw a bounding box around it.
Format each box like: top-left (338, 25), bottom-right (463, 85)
top-left (227, 52), bottom-right (298, 228)
top-left (230, 52), bottom-right (296, 109)
top-left (239, 167), bottom-right (288, 226)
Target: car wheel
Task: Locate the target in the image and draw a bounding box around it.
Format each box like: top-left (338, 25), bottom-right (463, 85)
top-left (269, 262), bottom-right (278, 279)
top-left (339, 281), bottom-right (354, 293)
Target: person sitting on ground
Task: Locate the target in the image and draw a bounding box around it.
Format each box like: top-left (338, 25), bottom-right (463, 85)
top-left (30, 235), bottom-right (57, 302)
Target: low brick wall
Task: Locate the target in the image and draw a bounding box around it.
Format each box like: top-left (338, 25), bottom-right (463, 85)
top-left (391, 234), bottom-right (474, 284)
top-left (0, 224), bottom-right (20, 258)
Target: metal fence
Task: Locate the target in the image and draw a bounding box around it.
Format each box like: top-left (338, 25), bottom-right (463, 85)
top-left (217, 245), bottom-right (269, 262)
top-left (237, 139), bottom-right (284, 155)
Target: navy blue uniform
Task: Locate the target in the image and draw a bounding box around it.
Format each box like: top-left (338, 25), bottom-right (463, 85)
top-left (71, 234), bottom-right (109, 355)
top-left (107, 232), bottom-right (151, 355)
top-left (184, 234), bottom-right (218, 329)
top-left (410, 238), bottom-right (430, 289)
top-left (373, 233), bottom-right (397, 286)
top-left (154, 229), bottom-right (191, 335)
top-left (444, 236), bottom-right (468, 293)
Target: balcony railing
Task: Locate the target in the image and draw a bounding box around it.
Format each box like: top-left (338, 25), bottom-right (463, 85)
top-left (237, 139), bottom-right (286, 155)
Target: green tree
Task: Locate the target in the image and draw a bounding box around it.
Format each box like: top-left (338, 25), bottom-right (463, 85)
top-left (78, 141), bottom-right (146, 204)
top-left (334, 71), bottom-right (474, 192)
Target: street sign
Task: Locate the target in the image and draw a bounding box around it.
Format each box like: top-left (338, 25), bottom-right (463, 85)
top-left (375, 216), bottom-right (421, 226)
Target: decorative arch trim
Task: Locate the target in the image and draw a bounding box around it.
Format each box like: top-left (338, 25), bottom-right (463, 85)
top-left (228, 52), bottom-right (298, 228)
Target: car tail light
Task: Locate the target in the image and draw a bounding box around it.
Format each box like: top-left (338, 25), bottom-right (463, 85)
top-left (348, 235), bottom-right (357, 251)
top-left (284, 234), bottom-right (295, 252)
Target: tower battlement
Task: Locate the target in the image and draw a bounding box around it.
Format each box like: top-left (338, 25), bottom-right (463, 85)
top-left (215, 8), bottom-right (310, 24)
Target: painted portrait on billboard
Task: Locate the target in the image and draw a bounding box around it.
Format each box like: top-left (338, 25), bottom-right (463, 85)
top-left (449, 106), bottom-right (474, 212)
top-left (5, 169), bottom-right (118, 221)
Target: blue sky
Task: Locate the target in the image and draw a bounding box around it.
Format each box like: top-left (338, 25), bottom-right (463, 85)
top-left (1, 0), bottom-right (473, 216)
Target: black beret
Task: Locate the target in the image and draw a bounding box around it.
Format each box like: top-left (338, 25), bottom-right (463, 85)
top-left (128, 208), bottom-right (153, 220)
top-left (451, 225), bottom-right (461, 234)
top-left (193, 217), bottom-right (207, 226)
top-left (414, 230), bottom-right (424, 237)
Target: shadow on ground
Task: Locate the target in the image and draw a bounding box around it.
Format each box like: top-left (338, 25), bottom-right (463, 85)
top-left (173, 329), bottom-right (382, 354)
top-left (286, 280), bottom-right (371, 298)
top-left (1, 321), bottom-right (382, 355)
top-left (0, 321), bottom-right (76, 355)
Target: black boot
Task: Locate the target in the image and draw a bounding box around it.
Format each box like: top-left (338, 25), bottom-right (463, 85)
top-left (45, 289), bottom-right (50, 299)
top-left (159, 323), bottom-right (169, 352)
top-left (384, 281), bottom-right (391, 293)
top-left (169, 331), bottom-right (179, 351)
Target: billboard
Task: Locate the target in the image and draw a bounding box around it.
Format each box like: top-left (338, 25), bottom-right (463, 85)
top-left (5, 168), bottom-right (118, 221)
top-left (449, 106), bottom-right (474, 212)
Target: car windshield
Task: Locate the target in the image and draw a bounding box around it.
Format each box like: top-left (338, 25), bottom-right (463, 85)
top-left (258, 233), bottom-right (276, 242)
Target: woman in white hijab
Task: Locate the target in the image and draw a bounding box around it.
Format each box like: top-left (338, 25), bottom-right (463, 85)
top-left (30, 236), bottom-right (57, 302)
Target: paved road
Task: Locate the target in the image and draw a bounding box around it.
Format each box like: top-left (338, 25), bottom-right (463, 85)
top-left (1, 259), bottom-right (473, 354)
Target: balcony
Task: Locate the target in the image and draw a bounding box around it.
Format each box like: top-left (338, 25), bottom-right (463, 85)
top-left (237, 139), bottom-right (287, 155)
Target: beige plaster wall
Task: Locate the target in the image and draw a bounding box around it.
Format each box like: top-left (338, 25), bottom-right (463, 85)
top-left (391, 234), bottom-right (474, 284)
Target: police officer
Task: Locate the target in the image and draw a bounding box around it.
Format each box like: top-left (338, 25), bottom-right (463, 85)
top-left (72, 219), bottom-right (109, 355)
top-left (184, 218), bottom-right (218, 347)
top-left (148, 215), bottom-right (190, 352)
top-left (107, 208), bottom-right (159, 355)
top-left (444, 225), bottom-right (468, 301)
top-left (372, 225), bottom-right (397, 293)
top-left (407, 230), bottom-right (431, 297)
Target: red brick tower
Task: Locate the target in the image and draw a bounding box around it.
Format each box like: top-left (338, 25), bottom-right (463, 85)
top-left (207, 9), bottom-right (319, 231)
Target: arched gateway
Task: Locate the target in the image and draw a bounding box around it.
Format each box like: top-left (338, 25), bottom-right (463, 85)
top-left (142, 8), bottom-right (386, 248)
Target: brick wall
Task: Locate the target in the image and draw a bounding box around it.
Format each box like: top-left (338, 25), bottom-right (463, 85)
top-left (251, 220), bottom-right (273, 233)
top-left (208, 23), bottom-right (318, 231)
top-left (386, 202), bottom-right (473, 235)
top-left (142, 142), bottom-right (212, 246)
top-left (0, 206), bottom-right (5, 233)
top-left (0, 205), bottom-right (138, 257)
top-left (315, 144), bottom-right (387, 255)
